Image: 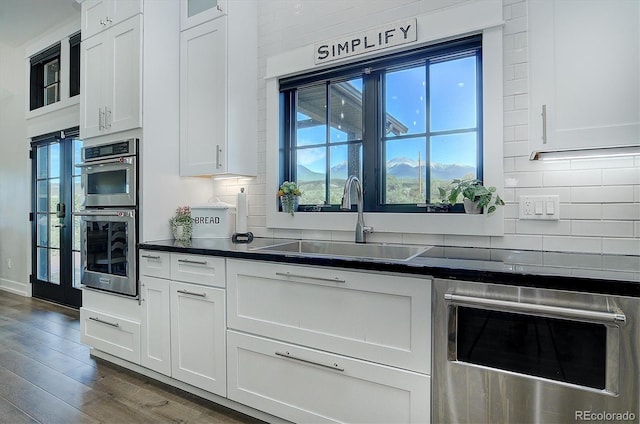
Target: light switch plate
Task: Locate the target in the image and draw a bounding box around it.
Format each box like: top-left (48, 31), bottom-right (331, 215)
top-left (519, 195), bottom-right (560, 220)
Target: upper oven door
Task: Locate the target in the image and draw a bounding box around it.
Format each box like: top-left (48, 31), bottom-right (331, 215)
top-left (78, 156), bottom-right (137, 207)
top-left (78, 209), bottom-right (137, 296)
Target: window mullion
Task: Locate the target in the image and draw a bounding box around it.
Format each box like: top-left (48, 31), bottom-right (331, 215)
top-left (425, 61), bottom-right (432, 203)
top-left (325, 82), bottom-right (331, 205)
top-left (362, 72), bottom-right (380, 212)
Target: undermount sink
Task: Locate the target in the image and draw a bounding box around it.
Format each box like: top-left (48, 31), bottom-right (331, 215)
top-left (251, 240), bottom-right (428, 261)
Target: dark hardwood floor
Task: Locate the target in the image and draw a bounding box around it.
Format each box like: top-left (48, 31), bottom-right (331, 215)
top-left (0, 291), bottom-right (263, 424)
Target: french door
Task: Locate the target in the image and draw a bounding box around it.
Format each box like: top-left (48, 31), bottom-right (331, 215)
top-left (31, 128), bottom-right (83, 308)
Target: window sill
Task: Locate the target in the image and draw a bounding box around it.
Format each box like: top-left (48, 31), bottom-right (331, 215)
top-left (26, 96), bottom-right (80, 120)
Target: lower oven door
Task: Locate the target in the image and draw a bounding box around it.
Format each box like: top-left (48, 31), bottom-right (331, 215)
top-left (78, 209), bottom-right (137, 296)
top-left (433, 279), bottom-right (640, 424)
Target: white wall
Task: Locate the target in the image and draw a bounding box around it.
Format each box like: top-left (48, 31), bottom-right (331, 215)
top-left (212, 0), bottom-right (640, 256)
top-left (0, 42), bottom-right (31, 295)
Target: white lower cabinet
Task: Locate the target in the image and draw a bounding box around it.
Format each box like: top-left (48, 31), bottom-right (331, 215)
top-left (80, 307), bottom-right (141, 364)
top-left (227, 330), bottom-right (431, 424)
top-left (139, 251), bottom-right (227, 397)
top-left (170, 281), bottom-right (226, 396)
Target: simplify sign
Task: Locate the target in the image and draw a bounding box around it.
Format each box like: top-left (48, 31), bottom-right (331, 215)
top-left (314, 18), bottom-right (417, 65)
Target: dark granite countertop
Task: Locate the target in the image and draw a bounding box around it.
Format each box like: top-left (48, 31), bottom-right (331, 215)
top-left (139, 238), bottom-right (640, 297)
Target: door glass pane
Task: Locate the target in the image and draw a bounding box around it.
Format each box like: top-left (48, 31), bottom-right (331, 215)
top-left (49, 142), bottom-right (60, 178)
top-left (49, 249), bottom-right (60, 285)
top-left (37, 215), bottom-right (48, 246)
top-left (384, 137), bottom-right (427, 204)
top-left (385, 66), bottom-right (425, 135)
top-left (36, 180), bottom-right (48, 212)
top-left (37, 247), bottom-right (48, 281)
top-left (49, 178), bottom-right (60, 213)
top-left (37, 145), bottom-right (48, 179)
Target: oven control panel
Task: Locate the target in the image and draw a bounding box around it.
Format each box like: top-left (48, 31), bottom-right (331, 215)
top-left (83, 139), bottom-right (136, 161)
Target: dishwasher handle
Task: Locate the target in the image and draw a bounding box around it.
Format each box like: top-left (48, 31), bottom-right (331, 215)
top-left (444, 293), bottom-right (626, 324)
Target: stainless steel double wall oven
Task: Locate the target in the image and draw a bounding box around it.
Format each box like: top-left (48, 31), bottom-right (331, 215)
top-left (76, 139), bottom-right (138, 296)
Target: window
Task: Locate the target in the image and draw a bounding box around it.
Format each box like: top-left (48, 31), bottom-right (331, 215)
top-left (280, 35), bottom-right (482, 213)
top-left (30, 43), bottom-right (61, 110)
top-left (69, 32), bottom-right (81, 98)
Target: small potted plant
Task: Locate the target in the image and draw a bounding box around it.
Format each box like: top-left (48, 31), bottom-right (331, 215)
top-left (278, 181), bottom-right (302, 216)
top-left (439, 178), bottom-right (505, 214)
top-left (169, 206), bottom-right (193, 240)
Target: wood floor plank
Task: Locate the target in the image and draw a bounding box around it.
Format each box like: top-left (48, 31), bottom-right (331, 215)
top-left (0, 395), bottom-right (39, 424)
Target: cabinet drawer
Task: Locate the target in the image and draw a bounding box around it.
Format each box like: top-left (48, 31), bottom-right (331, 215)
top-left (227, 259), bottom-right (431, 374)
top-left (80, 307), bottom-right (140, 364)
top-left (170, 254), bottom-right (225, 287)
top-left (140, 251), bottom-right (171, 279)
top-left (227, 331), bottom-right (430, 424)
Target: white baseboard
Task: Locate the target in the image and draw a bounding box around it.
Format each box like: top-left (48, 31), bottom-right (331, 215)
top-left (0, 278), bottom-right (31, 297)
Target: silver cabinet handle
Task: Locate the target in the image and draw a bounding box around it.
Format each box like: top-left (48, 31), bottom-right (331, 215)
top-left (141, 254), bottom-right (161, 260)
top-left (106, 16), bottom-right (112, 23)
top-left (275, 351), bottom-right (344, 372)
top-left (98, 107), bottom-right (104, 130)
top-left (105, 106), bottom-right (112, 129)
top-left (89, 316), bottom-right (120, 328)
top-left (177, 258), bottom-right (208, 265)
top-left (444, 293), bottom-right (626, 324)
top-left (275, 271), bottom-right (345, 284)
top-left (177, 289), bottom-right (206, 298)
top-left (541, 104), bottom-right (547, 144)
top-left (215, 144), bottom-right (222, 169)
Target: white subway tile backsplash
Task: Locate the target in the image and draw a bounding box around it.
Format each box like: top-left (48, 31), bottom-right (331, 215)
top-left (570, 156), bottom-right (636, 170)
top-left (603, 238), bottom-right (640, 255)
top-left (490, 234), bottom-right (543, 251)
top-left (571, 186), bottom-right (635, 203)
top-left (503, 141), bottom-right (529, 157)
top-left (401, 233), bottom-right (445, 246)
top-left (572, 220), bottom-right (634, 238)
top-left (543, 169), bottom-right (602, 187)
top-left (503, 16), bottom-right (526, 35)
top-left (504, 109), bottom-right (528, 126)
top-left (542, 236), bottom-right (601, 254)
top-left (516, 220), bottom-right (571, 236)
top-left (504, 172), bottom-right (543, 187)
top-left (602, 204), bottom-right (640, 220)
top-left (443, 235), bottom-right (491, 248)
top-left (513, 124), bottom-right (529, 141)
top-left (561, 204), bottom-right (602, 220)
top-left (513, 93), bottom-right (528, 110)
top-left (602, 167), bottom-right (640, 186)
top-left (504, 47), bottom-right (527, 65)
top-left (513, 62), bottom-right (528, 79)
top-left (504, 78), bottom-right (528, 96)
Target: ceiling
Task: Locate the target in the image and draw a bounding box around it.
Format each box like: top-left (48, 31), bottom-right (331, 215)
top-left (0, 0), bottom-right (80, 48)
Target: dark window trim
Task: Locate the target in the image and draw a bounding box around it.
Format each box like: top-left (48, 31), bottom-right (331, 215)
top-left (281, 35), bottom-right (483, 213)
top-left (69, 32), bottom-right (81, 97)
top-left (30, 43), bottom-right (61, 111)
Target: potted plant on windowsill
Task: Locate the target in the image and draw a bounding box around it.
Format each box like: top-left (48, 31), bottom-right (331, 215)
top-left (439, 178), bottom-right (505, 214)
top-left (278, 181), bottom-right (302, 216)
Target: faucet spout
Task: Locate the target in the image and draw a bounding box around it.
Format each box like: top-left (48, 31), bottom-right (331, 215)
top-left (341, 175), bottom-right (372, 243)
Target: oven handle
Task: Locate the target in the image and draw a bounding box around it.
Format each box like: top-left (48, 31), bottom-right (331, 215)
top-left (76, 157), bottom-right (134, 167)
top-left (444, 293), bottom-right (626, 324)
top-left (74, 210), bottom-right (135, 218)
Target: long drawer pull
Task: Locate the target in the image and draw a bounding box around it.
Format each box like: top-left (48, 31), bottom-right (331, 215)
top-left (444, 293), bottom-right (626, 324)
top-left (177, 289), bottom-right (207, 298)
top-left (541, 104), bottom-right (547, 144)
top-left (275, 351), bottom-right (344, 372)
top-left (275, 271), bottom-right (345, 284)
top-left (89, 316), bottom-right (120, 328)
top-left (141, 254), bottom-right (161, 260)
top-left (177, 258), bottom-right (208, 265)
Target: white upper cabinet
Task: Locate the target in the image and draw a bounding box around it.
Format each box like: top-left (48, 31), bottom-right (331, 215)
top-left (180, 0), bottom-right (226, 31)
top-left (80, 14), bottom-right (142, 139)
top-left (81, 0), bottom-right (143, 41)
top-left (179, 0), bottom-right (257, 177)
top-left (528, 0), bottom-right (639, 154)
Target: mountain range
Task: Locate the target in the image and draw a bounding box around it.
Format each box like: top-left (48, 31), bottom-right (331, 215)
top-left (297, 158), bottom-right (475, 182)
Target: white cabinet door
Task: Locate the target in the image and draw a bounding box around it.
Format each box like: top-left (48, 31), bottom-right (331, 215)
top-left (82, 0), bottom-right (143, 41)
top-left (108, 15), bottom-right (142, 134)
top-left (227, 259), bottom-right (431, 374)
top-left (179, 18), bottom-right (227, 176)
top-left (227, 331), bottom-right (431, 424)
top-left (179, 0), bottom-right (257, 177)
top-left (170, 281), bottom-right (226, 396)
top-left (180, 0), bottom-right (226, 31)
top-left (80, 307), bottom-right (141, 364)
top-left (80, 14), bottom-right (142, 139)
top-left (140, 276), bottom-right (172, 376)
top-left (529, 0), bottom-right (639, 153)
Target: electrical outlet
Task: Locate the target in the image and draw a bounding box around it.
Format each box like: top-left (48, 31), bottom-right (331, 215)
top-left (519, 195), bottom-right (560, 220)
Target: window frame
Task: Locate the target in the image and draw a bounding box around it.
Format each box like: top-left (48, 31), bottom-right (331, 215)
top-left (265, 3), bottom-right (504, 237)
top-left (281, 36), bottom-right (482, 214)
top-left (30, 43), bottom-right (62, 111)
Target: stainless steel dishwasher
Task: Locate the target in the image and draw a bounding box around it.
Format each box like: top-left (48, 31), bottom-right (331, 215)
top-left (432, 279), bottom-right (639, 424)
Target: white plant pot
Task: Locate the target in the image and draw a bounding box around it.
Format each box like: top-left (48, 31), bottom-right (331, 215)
top-left (463, 198), bottom-right (483, 214)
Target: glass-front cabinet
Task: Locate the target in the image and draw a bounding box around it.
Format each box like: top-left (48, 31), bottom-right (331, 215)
top-left (180, 0), bottom-right (226, 31)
